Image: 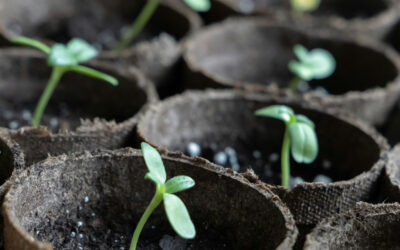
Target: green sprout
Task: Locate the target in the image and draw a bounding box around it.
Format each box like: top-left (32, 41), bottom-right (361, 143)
top-left (130, 142), bottom-right (196, 250)
top-left (10, 36), bottom-right (118, 127)
top-left (115, 0), bottom-right (211, 51)
top-left (291, 0), bottom-right (321, 13)
top-left (288, 44), bottom-right (336, 93)
top-left (255, 105), bottom-right (319, 188)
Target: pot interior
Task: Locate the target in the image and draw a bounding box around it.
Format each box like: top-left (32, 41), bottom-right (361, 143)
top-left (0, 51), bottom-right (147, 130)
top-left (7, 151), bottom-right (291, 249)
top-left (139, 94), bottom-right (382, 185)
top-left (187, 21), bottom-right (398, 94)
top-left (0, 0), bottom-right (190, 50)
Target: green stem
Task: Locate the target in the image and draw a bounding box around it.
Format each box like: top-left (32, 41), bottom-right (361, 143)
top-left (115, 0), bottom-right (160, 51)
top-left (130, 185), bottom-right (164, 250)
top-left (281, 126), bottom-right (291, 188)
top-left (32, 66), bottom-right (65, 127)
top-left (288, 76), bottom-right (301, 93)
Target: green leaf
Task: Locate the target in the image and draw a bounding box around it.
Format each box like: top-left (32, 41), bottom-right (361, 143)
top-left (163, 193), bottom-right (196, 239)
top-left (305, 48), bottom-right (336, 79)
top-left (165, 176), bottom-right (195, 194)
top-left (295, 114), bottom-right (315, 129)
top-left (68, 65), bottom-right (119, 86)
top-left (141, 142), bottom-right (166, 184)
top-left (48, 44), bottom-right (78, 66)
top-left (291, 0), bottom-right (321, 12)
top-left (293, 44), bottom-right (309, 62)
top-left (255, 105), bottom-right (294, 123)
top-left (288, 123), bottom-right (318, 164)
top-left (10, 36), bottom-right (51, 54)
top-left (184, 0), bottom-right (211, 12)
top-left (288, 60), bottom-right (314, 81)
top-left (67, 38), bottom-right (98, 63)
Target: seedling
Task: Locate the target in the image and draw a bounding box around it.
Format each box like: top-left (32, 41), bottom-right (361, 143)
top-left (288, 44), bottom-right (336, 92)
top-left (130, 142), bottom-right (196, 250)
top-left (115, 0), bottom-right (211, 50)
top-left (255, 105), bottom-right (318, 188)
top-left (11, 36), bottom-right (118, 127)
top-left (291, 0), bottom-right (321, 13)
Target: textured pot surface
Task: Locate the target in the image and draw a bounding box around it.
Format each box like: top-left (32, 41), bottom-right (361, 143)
top-left (3, 148), bottom-right (297, 249)
top-left (183, 18), bottom-right (400, 125)
top-left (304, 202), bottom-right (400, 249)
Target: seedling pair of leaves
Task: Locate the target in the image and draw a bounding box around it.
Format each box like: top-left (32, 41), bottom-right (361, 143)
top-left (288, 44), bottom-right (336, 92)
top-left (255, 105), bottom-right (318, 188)
top-left (116, 0), bottom-right (211, 51)
top-left (11, 36), bottom-right (118, 127)
top-left (130, 142), bottom-right (196, 250)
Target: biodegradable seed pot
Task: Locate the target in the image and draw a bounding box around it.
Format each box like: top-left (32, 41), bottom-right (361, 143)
top-left (304, 202), bottom-right (400, 249)
top-left (204, 0), bottom-right (400, 40)
top-left (0, 48), bottom-right (157, 165)
top-left (0, 0), bottom-right (202, 97)
top-left (137, 90), bottom-right (388, 230)
top-left (380, 144), bottom-right (400, 202)
top-left (3, 148), bottom-right (298, 249)
top-left (183, 17), bottom-right (400, 125)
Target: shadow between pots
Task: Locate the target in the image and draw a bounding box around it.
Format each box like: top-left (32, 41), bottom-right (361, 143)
top-left (3, 148), bottom-right (298, 249)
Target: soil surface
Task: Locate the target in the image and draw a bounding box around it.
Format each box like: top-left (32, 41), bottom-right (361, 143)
top-left (185, 142), bottom-right (333, 187)
top-left (32, 196), bottom-right (231, 250)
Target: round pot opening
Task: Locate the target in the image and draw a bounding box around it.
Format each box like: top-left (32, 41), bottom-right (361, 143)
top-left (186, 21), bottom-right (398, 95)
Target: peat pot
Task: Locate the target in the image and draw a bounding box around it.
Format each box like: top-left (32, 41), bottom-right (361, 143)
top-left (380, 144), bottom-right (400, 202)
top-left (0, 48), bottom-right (157, 165)
top-left (204, 0), bottom-right (400, 41)
top-left (183, 17), bottom-right (400, 125)
top-left (304, 202), bottom-right (400, 249)
top-left (3, 148), bottom-right (298, 249)
top-left (137, 89), bottom-right (389, 243)
top-left (0, 0), bottom-right (202, 97)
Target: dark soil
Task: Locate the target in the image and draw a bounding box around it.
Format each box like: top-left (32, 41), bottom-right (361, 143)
top-left (185, 142), bottom-right (333, 187)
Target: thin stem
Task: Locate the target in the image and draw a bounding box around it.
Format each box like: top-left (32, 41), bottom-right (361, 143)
top-left (115, 0), bottom-right (160, 51)
top-left (281, 126), bottom-right (291, 188)
top-left (32, 66), bottom-right (65, 127)
top-left (288, 76), bottom-right (301, 93)
top-left (130, 184), bottom-right (164, 250)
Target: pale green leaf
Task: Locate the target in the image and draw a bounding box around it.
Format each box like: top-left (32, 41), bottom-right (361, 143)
top-left (68, 65), bottom-right (118, 86)
top-left (291, 0), bottom-right (321, 12)
top-left (289, 123), bottom-right (318, 163)
top-left (165, 176), bottom-right (195, 194)
top-left (255, 105), bottom-right (294, 123)
top-left (288, 60), bottom-right (314, 81)
top-left (184, 0), bottom-right (211, 12)
top-left (295, 114), bottom-right (315, 129)
top-left (11, 36), bottom-right (51, 54)
top-left (163, 193), bottom-right (196, 239)
top-left (47, 44), bottom-right (78, 66)
top-left (67, 38), bottom-right (98, 63)
top-left (305, 48), bottom-right (336, 79)
top-left (141, 142), bottom-right (166, 184)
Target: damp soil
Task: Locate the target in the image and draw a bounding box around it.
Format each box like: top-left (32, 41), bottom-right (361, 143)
top-left (32, 196), bottom-right (231, 250)
top-left (14, 1), bottom-right (178, 51)
top-left (185, 143), bottom-right (334, 187)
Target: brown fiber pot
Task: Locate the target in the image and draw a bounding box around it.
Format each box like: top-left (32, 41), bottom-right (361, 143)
top-left (0, 0), bottom-right (202, 98)
top-left (183, 17), bottom-right (400, 125)
top-left (0, 135), bottom-right (24, 247)
top-left (203, 0), bottom-right (400, 41)
top-left (380, 144), bottom-right (400, 202)
top-left (304, 202), bottom-right (400, 249)
top-left (0, 48), bottom-right (157, 166)
top-left (3, 148), bottom-right (297, 249)
top-left (137, 89), bottom-right (389, 246)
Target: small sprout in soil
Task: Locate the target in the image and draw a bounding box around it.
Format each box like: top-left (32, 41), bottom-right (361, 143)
top-left (11, 36), bottom-right (118, 127)
top-left (255, 105), bottom-right (319, 188)
top-left (291, 0), bottom-right (321, 13)
top-left (288, 44), bottom-right (336, 93)
top-left (115, 0), bottom-right (210, 51)
top-left (130, 142), bottom-right (196, 250)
